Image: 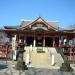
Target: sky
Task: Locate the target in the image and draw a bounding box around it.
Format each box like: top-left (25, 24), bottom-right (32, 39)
top-left (0, 0), bottom-right (75, 28)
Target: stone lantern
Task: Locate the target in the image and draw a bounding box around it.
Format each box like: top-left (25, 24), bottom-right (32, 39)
top-left (16, 42), bottom-right (28, 70)
top-left (60, 42), bottom-right (73, 72)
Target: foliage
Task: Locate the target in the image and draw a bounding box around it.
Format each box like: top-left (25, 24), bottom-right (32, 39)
top-left (60, 62), bottom-right (73, 72)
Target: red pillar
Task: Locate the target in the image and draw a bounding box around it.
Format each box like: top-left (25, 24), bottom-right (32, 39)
top-left (59, 39), bottom-right (61, 47)
top-left (24, 36), bottom-right (27, 44)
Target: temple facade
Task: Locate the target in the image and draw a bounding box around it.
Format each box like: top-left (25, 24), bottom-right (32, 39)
top-left (0, 17), bottom-right (75, 62)
top-left (3, 17), bottom-right (75, 47)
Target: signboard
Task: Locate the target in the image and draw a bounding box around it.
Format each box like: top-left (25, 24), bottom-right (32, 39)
top-left (36, 24), bottom-right (43, 28)
top-left (32, 24), bottom-right (47, 30)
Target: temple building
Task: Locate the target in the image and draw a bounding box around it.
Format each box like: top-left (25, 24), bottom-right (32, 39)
top-left (0, 17), bottom-right (75, 62)
top-left (3, 17), bottom-right (75, 47)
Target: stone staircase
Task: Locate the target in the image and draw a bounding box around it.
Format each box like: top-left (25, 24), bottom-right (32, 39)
top-left (24, 47), bottom-right (64, 68)
top-left (30, 50), bottom-right (51, 68)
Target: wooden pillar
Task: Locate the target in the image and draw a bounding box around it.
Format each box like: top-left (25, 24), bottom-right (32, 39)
top-left (59, 38), bottom-right (61, 47)
top-left (59, 36), bottom-right (64, 47)
top-left (33, 37), bottom-right (36, 47)
top-left (64, 39), bottom-right (67, 45)
top-left (24, 36), bottom-right (27, 44)
top-left (18, 34), bottom-right (20, 43)
top-left (53, 38), bottom-right (55, 47)
top-left (17, 34), bottom-right (19, 42)
top-left (61, 36), bottom-right (64, 46)
top-left (43, 36), bottom-right (45, 47)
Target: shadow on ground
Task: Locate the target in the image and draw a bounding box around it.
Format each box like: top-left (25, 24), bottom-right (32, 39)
top-left (24, 67), bottom-right (74, 75)
top-left (0, 64), bottom-right (8, 70)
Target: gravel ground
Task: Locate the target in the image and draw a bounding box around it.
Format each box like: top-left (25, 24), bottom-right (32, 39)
top-left (0, 60), bottom-right (75, 75)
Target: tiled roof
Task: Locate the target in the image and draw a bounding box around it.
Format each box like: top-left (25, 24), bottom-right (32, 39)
top-left (47, 21), bottom-right (59, 29)
top-left (20, 20), bottom-right (59, 29)
top-left (20, 20), bottom-right (32, 27)
top-left (4, 18), bottom-right (61, 30)
top-left (4, 26), bottom-right (20, 29)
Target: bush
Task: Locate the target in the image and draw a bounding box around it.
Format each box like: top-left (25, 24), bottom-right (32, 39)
top-left (60, 62), bottom-right (73, 72)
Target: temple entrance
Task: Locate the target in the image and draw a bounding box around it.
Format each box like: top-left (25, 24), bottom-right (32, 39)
top-left (45, 37), bottom-right (53, 47)
top-left (27, 36), bottom-right (34, 46)
top-left (36, 36), bottom-right (43, 47)
top-left (55, 37), bottom-right (59, 47)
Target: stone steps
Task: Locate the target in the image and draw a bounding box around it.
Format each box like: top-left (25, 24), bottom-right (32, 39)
top-left (24, 47), bottom-right (64, 68)
top-left (30, 51), bottom-right (51, 68)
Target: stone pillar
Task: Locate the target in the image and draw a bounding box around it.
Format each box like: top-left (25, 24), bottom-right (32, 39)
top-left (12, 35), bottom-right (16, 60)
top-left (53, 38), bottom-right (55, 47)
top-left (33, 38), bottom-right (36, 47)
top-left (51, 54), bottom-right (55, 65)
top-left (43, 37), bottom-right (45, 47)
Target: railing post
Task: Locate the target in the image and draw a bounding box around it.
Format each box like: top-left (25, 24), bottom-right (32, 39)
top-left (51, 54), bottom-right (55, 65)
